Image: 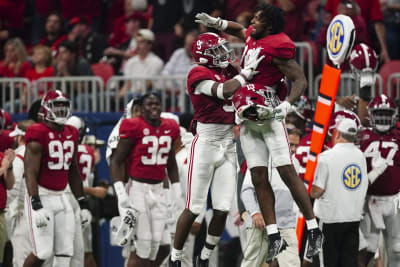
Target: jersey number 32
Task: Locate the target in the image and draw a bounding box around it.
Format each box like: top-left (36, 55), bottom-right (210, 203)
top-left (141, 135), bottom-right (171, 165)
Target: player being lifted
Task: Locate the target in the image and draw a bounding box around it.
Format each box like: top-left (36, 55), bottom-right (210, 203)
top-left (169, 32), bottom-right (264, 267)
top-left (195, 3), bottom-right (322, 262)
top-left (23, 90), bottom-right (90, 267)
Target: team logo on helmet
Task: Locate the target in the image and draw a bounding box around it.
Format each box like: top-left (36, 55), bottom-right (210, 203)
top-left (342, 164), bottom-right (362, 190)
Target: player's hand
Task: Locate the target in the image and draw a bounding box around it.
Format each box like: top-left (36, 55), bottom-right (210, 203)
top-left (257, 105), bottom-right (275, 120)
top-left (31, 195), bottom-right (51, 228)
top-left (240, 47), bottom-right (265, 81)
top-left (80, 209), bottom-right (92, 229)
top-left (252, 212), bottom-right (266, 230)
top-left (110, 215), bottom-right (136, 246)
top-left (195, 13), bottom-right (227, 31)
top-left (114, 181), bottom-right (138, 235)
top-left (274, 101), bottom-right (292, 121)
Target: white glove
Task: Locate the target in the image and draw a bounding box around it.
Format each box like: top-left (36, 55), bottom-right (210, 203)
top-left (171, 182), bottom-right (185, 211)
top-left (274, 101), bottom-right (292, 121)
top-left (80, 209), bottom-right (92, 230)
top-left (257, 105), bottom-right (275, 121)
top-left (114, 181), bottom-right (138, 236)
top-left (195, 13), bottom-right (228, 31)
top-left (368, 155), bottom-right (388, 184)
top-left (240, 47), bottom-right (265, 81)
top-left (30, 195), bottom-right (51, 228)
top-left (110, 216), bottom-right (135, 246)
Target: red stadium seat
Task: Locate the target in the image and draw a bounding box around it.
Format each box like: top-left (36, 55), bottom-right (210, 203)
top-left (91, 62), bottom-right (114, 85)
top-left (378, 60), bottom-right (400, 97)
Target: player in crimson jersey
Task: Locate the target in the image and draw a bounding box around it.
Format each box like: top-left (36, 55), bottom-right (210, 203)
top-left (195, 3), bottom-right (322, 262)
top-left (110, 92), bottom-right (181, 267)
top-left (358, 94), bottom-right (400, 267)
top-left (23, 90), bottom-right (90, 267)
top-left (0, 110), bottom-right (14, 153)
top-left (168, 32), bottom-right (263, 267)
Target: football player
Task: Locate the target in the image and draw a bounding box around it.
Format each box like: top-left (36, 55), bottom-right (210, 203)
top-left (110, 92), bottom-right (181, 267)
top-left (0, 110), bottom-right (14, 153)
top-left (23, 90), bottom-right (90, 267)
top-left (359, 95), bottom-right (400, 267)
top-left (168, 32), bottom-right (263, 267)
top-left (195, 3), bottom-right (322, 262)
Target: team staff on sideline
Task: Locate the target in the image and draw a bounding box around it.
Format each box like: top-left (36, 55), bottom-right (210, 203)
top-left (23, 90), bottom-right (90, 267)
top-left (110, 92), bottom-right (181, 267)
top-left (195, 3), bottom-right (322, 262)
top-left (311, 118), bottom-right (368, 267)
top-left (241, 128), bottom-right (302, 267)
top-left (169, 32), bottom-right (264, 267)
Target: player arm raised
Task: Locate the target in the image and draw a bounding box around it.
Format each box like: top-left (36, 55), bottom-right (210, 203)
top-left (272, 57), bottom-right (307, 121)
top-left (195, 13), bottom-right (247, 41)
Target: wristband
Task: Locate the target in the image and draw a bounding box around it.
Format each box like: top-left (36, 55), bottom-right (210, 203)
top-left (216, 83), bottom-right (224, 99)
top-left (220, 19), bottom-right (228, 31)
top-left (114, 181), bottom-right (128, 200)
top-left (31, 195), bottom-right (43, 211)
top-left (234, 75), bottom-right (247, 87)
top-left (78, 196), bottom-right (89, 210)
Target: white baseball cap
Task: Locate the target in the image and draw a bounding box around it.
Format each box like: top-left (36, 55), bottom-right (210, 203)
top-left (337, 118), bottom-right (357, 135)
top-left (137, 29), bottom-right (154, 42)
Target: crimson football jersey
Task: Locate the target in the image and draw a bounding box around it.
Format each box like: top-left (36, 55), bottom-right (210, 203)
top-left (77, 144), bottom-right (95, 182)
top-left (360, 128), bottom-right (400, 196)
top-left (0, 130), bottom-right (14, 152)
top-left (241, 26), bottom-right (296, 100)
top-left (187, 65), bottom-right (237, 124)
top-left (119, 116), bottom-right (180, 181)
top-left (295, 133), bottom-right (311, 181)
top-left (25, 122), bottom-right (79, 191)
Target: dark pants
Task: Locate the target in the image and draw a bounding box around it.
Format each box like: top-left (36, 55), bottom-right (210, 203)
top-left (321, 221), bottom-right (360, 267)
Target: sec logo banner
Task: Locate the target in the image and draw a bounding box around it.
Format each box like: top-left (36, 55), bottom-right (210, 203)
top-left (326, 14), bottom-right (355, 66)
top-left (342, 164), bottom-right (362, 190)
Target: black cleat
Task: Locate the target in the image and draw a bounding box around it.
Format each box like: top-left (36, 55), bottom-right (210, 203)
top-left (306, 228), bottom-right (323, 258)
top-left (195, 255), bottom-right (209, 267)
top-left (266, 234), bottom-right (288, 263)
top-left (168, 256), bottom-right (181, 267)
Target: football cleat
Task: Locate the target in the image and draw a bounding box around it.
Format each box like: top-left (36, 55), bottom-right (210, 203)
top-left (168, 256), bottom-right (181, 267)
top-left (266, 234), bottom-right (288, 263)
top-left (306, 228), bottom-right (323, 258)
top-left (194, 255), bottom-right (209, 267)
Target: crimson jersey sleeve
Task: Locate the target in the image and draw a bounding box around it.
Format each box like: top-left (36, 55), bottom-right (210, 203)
top-left (165, 118), bottom-right (180, 143)
top-left (187, 66), bottom-right (215, 93)
top-left (25, 123), bottom-right (49, 147)
top-left (119, 118), bottom-right (140, 143)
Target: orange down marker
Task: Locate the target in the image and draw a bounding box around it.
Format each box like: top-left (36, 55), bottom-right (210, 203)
top-left (296, 65), bottom-right (341, 251)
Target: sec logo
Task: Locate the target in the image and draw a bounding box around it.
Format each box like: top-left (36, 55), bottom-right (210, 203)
top-left (328, 20), bottom-right (344, 56)
top-left (342, 164), bottom-right (362, 190)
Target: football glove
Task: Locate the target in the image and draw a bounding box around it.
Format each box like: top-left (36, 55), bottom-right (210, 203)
top-left (195, 13), bottom-right (228, 31)
top-left (110, 216), bottom-right (136, 246)
top-left (31, 195), bottom-right (51, 228)
top-left (114, 181), bottom-right (138, 241)
top-left (78, 197), bottom-right (92, 229)
top-left (274, 101), bottom-right (292, 121)
top-left (368, 155), bottom-right (388, 184)
top-left (240, 47), bottom-right (265, 81)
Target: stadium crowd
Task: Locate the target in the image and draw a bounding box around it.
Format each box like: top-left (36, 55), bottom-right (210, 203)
top-left (0, 0), bottom-right (399, 267)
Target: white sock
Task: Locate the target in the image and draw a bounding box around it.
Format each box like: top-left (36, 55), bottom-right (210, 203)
top-left (266, 224), bottom-right (278, 235)
top-left (200, 247), bottom-right (213, 260)
top-left (171, 248), bottom-right (183, 262)
top-left (306, 218), bottom-right (318, 230)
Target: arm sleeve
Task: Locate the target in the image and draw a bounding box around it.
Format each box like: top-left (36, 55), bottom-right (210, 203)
top-left (194, 80), bottom-right (215, 96)
top-left (313, 156), bottom-right (329, 190)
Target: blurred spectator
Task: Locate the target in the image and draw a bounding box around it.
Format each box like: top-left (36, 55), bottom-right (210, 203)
top-left (0, 110), bottom-right (14, 152)
top-left (325, 0), bottom-right (391, 63)
top-left (120, 29), bottom-right (163, 98)
top-left (0, 38), bottom-right (30, 78)
top-left (149, 0), bottom-right (183, 61)
top-left (161, 30), bottom-right (198, 76)
top-left (60, 0), bottom-right (102, 32)
top-left (68, 16), bottom-right (108, 64)
top-left (0, 0), bottom-right (26, 46)
top-left (104, 12), bottom-right (148, 73)
top-left (382, 0), bottom-right (400, 59)
top-left (176, 0), bottom-right (222, 37)
top-left (25, 45), bottom-right (54, 98)
top-left (265, 0), bottom-right (309, 41)
top-left (38, 12), bottom-right (67, 52)
top-left (223, 0), bottom-right (257, 21)
top-left (54, 40), bottom-right (93, 77)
